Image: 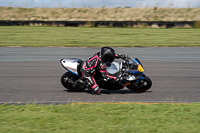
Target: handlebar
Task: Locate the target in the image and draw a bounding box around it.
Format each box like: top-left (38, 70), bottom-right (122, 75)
top-left (122, 55), bottom-right (138, 71)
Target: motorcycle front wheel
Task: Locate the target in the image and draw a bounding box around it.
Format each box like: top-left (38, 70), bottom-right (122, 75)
top-left (127, 76), bottom-right (152, 93)
top-left (61, 72), bottom-right (85, 91)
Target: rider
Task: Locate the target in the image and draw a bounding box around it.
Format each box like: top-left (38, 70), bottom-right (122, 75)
top-left (81, 47), bottom-right (126, 95)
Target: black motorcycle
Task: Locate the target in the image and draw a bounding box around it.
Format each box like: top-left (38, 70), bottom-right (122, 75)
top-left (60, 56), bottom-right (152, 93)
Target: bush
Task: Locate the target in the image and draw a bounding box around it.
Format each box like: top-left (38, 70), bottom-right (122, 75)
top-left (193, 21), bottom-right (200, 28)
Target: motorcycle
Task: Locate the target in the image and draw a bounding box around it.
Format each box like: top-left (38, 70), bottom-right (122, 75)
top-left (60, 56), bottom-right (152, 93)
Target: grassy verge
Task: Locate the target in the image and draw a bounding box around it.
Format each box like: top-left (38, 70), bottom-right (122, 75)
top-left (0, 26), bottom-right (200, 47)
top-left (0, 103), bottom-right (200, 133)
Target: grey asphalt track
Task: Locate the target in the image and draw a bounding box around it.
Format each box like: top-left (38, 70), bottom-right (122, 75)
top-left (0, 47), bottom-right (200, 103)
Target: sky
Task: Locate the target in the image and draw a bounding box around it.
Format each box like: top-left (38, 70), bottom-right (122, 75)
top-left (0, 0), bottom-right (200, 8)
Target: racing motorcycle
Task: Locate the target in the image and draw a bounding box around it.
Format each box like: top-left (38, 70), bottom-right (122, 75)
top-left (60, 56), bottom-right (152, 93)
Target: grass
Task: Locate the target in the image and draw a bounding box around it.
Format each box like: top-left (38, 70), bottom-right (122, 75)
top-left (0, 7), bottom-right (200, 21)
top-left (0, 103), bottom-right (200, 133)
top-left (0, 26), bottom-right (200, 47)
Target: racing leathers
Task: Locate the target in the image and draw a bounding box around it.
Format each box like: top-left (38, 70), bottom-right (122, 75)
top-left (81, 51), bottom-right (125, 94)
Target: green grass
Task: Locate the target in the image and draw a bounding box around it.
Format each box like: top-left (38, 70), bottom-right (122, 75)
top-left (0, 26), bottom-right (200, 47)
top-left (0, 103), bottom-right (200, 133)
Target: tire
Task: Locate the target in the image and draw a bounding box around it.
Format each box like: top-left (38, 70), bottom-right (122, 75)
top-left (61, 72), bottom-right (85, 91)
top-left (127, 76), bottom-right (152, 93)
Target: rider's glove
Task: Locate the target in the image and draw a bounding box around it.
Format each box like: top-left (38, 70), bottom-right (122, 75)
top-left (120, 54), bottom-right (126, 60)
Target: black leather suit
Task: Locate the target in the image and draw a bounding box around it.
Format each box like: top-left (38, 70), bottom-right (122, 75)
top-left (81, 51), bottom-right (123, 94)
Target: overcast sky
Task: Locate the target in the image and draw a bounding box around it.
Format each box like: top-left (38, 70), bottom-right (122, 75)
top-left (0, 0), bottom-right (200, 8)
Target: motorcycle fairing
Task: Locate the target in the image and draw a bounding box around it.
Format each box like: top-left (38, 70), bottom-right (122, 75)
top-left (125, 58), bottom-right (145, 80)
top-left (60, 58), bottom-right (79, 76)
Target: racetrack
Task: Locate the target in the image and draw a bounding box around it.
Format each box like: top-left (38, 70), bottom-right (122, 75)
top-left (0, 47), bottom-right (200, 103)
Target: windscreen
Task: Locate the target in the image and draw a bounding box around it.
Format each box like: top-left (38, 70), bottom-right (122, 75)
top-left (106, 62), bottom-right (119, 74)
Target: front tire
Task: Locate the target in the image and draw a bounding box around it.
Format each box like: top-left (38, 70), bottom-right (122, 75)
top-left (61, 72), bottom-right (85, 91)
top-left (127, 76), bottom-right (152, 93)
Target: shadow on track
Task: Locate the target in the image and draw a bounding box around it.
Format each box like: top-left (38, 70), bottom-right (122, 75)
top-left (63, 89), bottom-right (153, 94)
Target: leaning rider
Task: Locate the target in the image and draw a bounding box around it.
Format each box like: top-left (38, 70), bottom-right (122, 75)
top-left (81, 47), bottom-right (126, 95)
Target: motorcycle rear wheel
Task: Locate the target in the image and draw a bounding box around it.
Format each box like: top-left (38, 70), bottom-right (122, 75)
top-left (127, 76), bottom-right (152, 93)
top-left (61, 72), bottom-right (85, 91)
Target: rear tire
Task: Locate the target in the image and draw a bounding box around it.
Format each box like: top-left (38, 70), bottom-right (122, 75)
top-left (127, 76), bottom-right (152, 93)
top-left (61, 72), bottom-right (85, 91)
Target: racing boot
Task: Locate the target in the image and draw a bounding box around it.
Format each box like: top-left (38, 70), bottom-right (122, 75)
top-left (91, 86), bottom-right (101, 95)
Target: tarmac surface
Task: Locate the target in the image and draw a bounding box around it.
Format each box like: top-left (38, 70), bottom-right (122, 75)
top-left (0, 47), bottom-right (200, 103)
